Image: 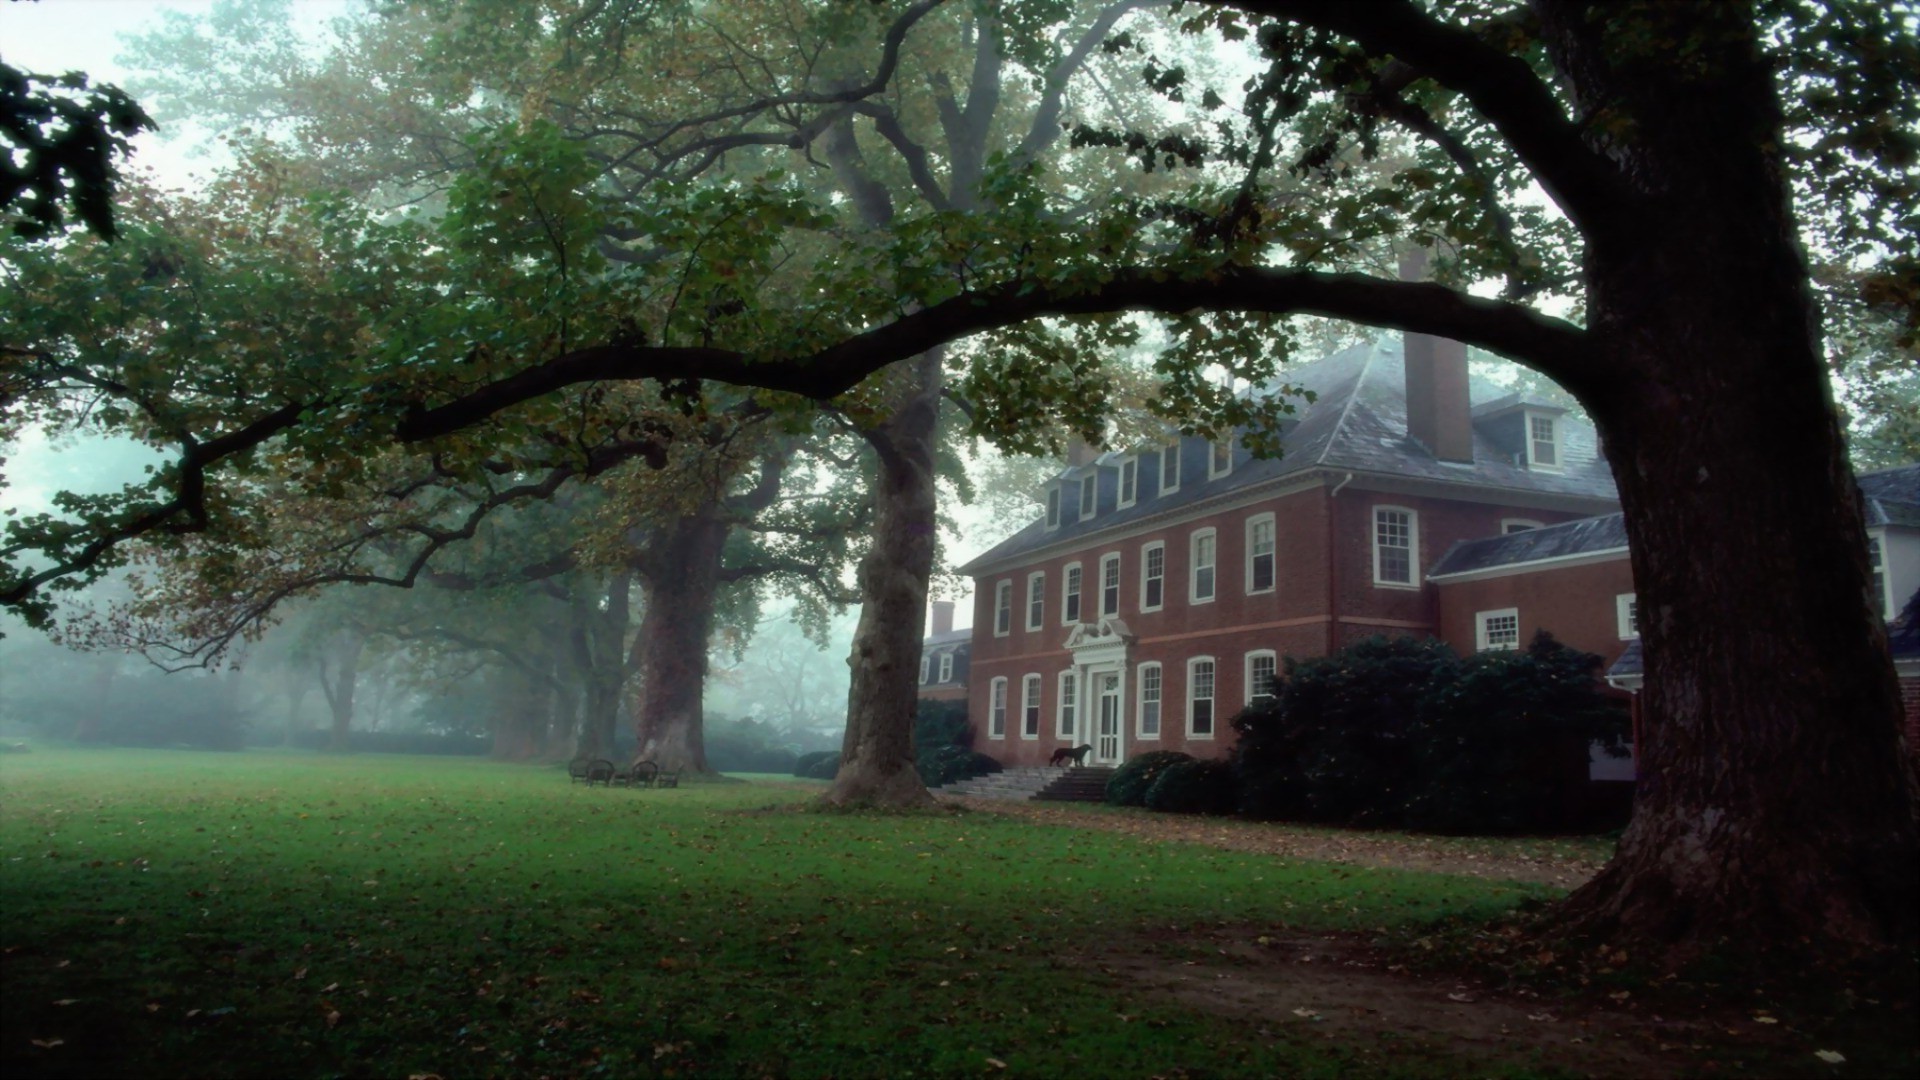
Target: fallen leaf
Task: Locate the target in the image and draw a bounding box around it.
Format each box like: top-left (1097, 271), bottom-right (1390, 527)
top-left (985, 1058), bottom-right (1008, 1070)
top-left (1754, 1015), bottom-right (1779, 1025)
top-left (1814, 1050), bottom-right (1845, 1064)
top-left (1609, 990), bottom-right (1631, 1002)
top-left (1291, 1007), bottom-right (1322, 1020)
top-left (51, 999), bottom-right (78, 1006)
top-left (325, 1010), bottom-right (342, 1029)
top-left (1447, 992), bottom-right (1475, 1003)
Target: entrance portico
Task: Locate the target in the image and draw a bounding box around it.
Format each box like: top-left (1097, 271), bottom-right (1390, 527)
top-left (1062, 618), bottom-right (1134, 766)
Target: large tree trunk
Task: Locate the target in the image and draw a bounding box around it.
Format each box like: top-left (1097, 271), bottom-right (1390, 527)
top-left (1539, 1), bottom-right (1918, 958)
top-left (316, 632), bottom-right (364, 752)
top-left (630, 515), bottom-right (725, 774)
top-left (823, 349), bottom-right (943, 808)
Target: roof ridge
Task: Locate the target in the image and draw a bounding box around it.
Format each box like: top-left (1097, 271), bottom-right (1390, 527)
top-left (1315, 341), bottom-right (1379, 468)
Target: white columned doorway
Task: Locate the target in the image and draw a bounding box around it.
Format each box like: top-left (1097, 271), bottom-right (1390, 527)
top-left (1063, 618), bottom-right (1134, 766)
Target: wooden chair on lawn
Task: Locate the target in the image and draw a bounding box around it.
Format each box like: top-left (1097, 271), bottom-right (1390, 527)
top-left (615, 759), bottom-right (660, 788)
top-left (567, 758), bottom-right (592, 784)
top-left (585, 759), bottom-right (617, 786)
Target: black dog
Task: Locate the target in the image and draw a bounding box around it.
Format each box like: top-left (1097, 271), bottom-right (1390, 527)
top-left (1049, 743), bottom-right (1094, 767)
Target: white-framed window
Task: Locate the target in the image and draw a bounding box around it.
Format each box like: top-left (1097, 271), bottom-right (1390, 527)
top-left (1118, 456), bottom-right (1138, 508)
top-left (1137, 663), bottom-right (1163, 738)
top-left (1209, 438), bottom-right (1233, 479)
top-left (1372, 507), bottom-right (1418, 587)
top-left (1476, 608), bottom-right (1521, 651)
top-left (1160, 441), bottom-right (1181, 496)
top-left (1099, 552), bottom-right (1121, 618)
top-left (1501, 518), bottom-right (1544, 534)
top-left (1187, 657), bottom-right (1216, 738)
top-left (1022, 674), bottom-right (1042, 738)
top-left (1079, 474), bottom-right (1097, 519)
top-left (1246, 513), bottom-right (1276, 594)
top-left (938, 652), bottom-right (954, 684)
top-left (1869, 534), bottom-right (1888, 618)
top-left (1245, 650), bottom-right (1278, 704)
top-left (988, 678), bottom-right (1007, 738)
top-left (1617, 593), bottom-right (1639, 640)
top-left (919, 656), bottom-right (930, 684)
top-left (1026, 571), bottom-right (1046, 631)
top-left (1062, 563), bottom-right (1083, 624)
top-left (994, 580), bottom-right (1013, 636)
top-left (1190, 528), bottom-right (1217, 603)
top-left (1140, 541), bottom-right (1166, 611)
top-left (1045, 486), bottom-right (1061, 530)
top-left (1526, 413), bottom-right (1562, 470)
top-left (1057, 671), bottom-right (1078, 738)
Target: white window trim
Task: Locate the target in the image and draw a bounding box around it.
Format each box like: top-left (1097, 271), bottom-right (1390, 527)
top-left (1056, 670), bottom-right (1078, 739)
top-left (938, 652), bottom-right (954, 684)
top-left (1117, 456), bottom-right (1138, 509)
top-left (1525, 411), bottom-right (1564, 472)
top-left (1371, 506), bottom-right (1421, 589)
top-left (1476, 608), bottom-right (1522, 651)
top-left (994, 579), bottom-right (1013, 637)
top-left (1136, 662), bottom-right (1163, 739)
top-left (1099, 552), bottom-right (1122, 618)
top-left (1245, 650), bottom-right (1278, 705)
top-left (1245, 512), bottom-right (1276, 595)
top-left (1617, 593), bottom-right (1639, 640)
top-left (988, 678), bottom-right (1007, 739)
top-left (1190, 527), bottom-right (1218, 604)
top-left (919, 656), bottom-right (930, 685)
top-left (1044, 485), bottom-right (1062, 530)
top-left (1501, 518), bottom-right (1545, 534)
top-left (1021, 674), bottom-right (1043, 740)
top-left (1061, 562), bottom-right (1083, 625)
top-left (1139, 541), bottom-right (1166, 612)
top-left (1868, 531), bottom-right (1890, 619)
top-left (1079, 474), bottom-right (1097, 520)
top-left (1160, 441), bottom-right (1181, 496)
top-left (1026, 571), bottom-right (1046, 632)
top-left (1209, 438), bottom-right (1234, 480)
top-left (1186, 656), bottom-right (1217, 739)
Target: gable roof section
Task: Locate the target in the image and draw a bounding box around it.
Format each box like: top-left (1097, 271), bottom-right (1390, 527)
top-left (961, 340), bottom-right (1618, 575)
top-left (1428, 513), bottom-right (1630, 579)
top-left (1861, 463), bottom-right (1920, 528)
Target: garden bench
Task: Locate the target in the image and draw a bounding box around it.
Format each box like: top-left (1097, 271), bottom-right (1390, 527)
top-left (655, 767), bottom-right (681, 789)
top-left (585, 758), bottom-right (617, 786)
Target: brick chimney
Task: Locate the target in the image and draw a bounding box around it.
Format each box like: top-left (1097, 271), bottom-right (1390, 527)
top-left (929, 600), bottom-right (955, 636)
top-left (1399, 248), bottom-right (1474, 463)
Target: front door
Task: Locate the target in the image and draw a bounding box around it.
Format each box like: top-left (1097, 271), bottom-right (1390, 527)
top-left (1096, 671), bottom-right (1123, 764)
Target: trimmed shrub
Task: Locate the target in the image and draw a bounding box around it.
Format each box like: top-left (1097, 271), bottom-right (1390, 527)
top-left (1144, 758), bottom-right (1237, 815)
top-left (1229, 632), bottom-right (1629, 833)
top-left (1105, 750), bottom-right (1193, 807)
top-left (918, 744), bottom-right (1002, 788)
top-left (793, 750), bottom-right (838, 778)
top-left (800, 751), bottom-right (842, 780)
top-left (913, 698), bottom-right (1002, 787)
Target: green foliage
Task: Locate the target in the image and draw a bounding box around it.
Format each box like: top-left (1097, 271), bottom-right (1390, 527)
top-left (913, 697), bottom-right (999, 787)
top-left (1143, 757), bottom-right (1237, 816)
top-left (704, 714), bottom-right (799, 774)
top-left (1105, 750), bottom-right (1193, 807)
top-left (793, 749), bottom-right (840, 780)
top-left (0, 62), bottom-right (154, 239)
top-left (1230, 634), bottom-right (1628, 834)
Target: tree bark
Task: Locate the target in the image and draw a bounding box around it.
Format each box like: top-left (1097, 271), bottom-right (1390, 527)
top-left (630, 514), bottom-right (726, 774)
top-left (823, 348), bottom-right (943, 808)
top-left (1533, 1), bottom-right (1919, 958)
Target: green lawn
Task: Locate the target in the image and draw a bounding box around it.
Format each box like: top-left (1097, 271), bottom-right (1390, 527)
top-left (1, 749), bottom-right (1560, 1078)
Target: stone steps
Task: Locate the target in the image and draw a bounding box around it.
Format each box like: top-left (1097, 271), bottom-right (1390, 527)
top-left (1033, 766), bottom-right (1116, 803)
top-left (932, 764), bottom-right (1116, 802)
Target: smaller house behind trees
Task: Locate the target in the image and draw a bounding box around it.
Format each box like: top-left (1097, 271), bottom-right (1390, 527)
top-left (917, 600), bottom-right (970, 703)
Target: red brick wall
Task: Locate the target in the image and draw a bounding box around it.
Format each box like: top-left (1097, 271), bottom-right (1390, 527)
top-left (1901, 671), bottom-right (1920, 758)
top-left (1433, 555), bottom-right (1638, 669)
top-left (968, 479), bottom-right (1609, 767)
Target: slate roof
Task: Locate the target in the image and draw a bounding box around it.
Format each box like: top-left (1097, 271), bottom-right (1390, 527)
top-left (1606, 637), bottom-right (1643, 679)
top-left (1428, 512), bottom-right (1630, 578)
top-left (1861, 463), bottom-right (1920, 528)
top-left (1891, 587), bottom-right (1920, 662)
top-left (960, 339), bottom-right (1619, 574)
top-left (921, 627), bottom-right (971, 649)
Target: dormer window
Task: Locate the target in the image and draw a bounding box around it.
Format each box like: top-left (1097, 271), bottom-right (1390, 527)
top-left (1161, 441), bottom-right (1181, 495)
top-left (1118, 457), bottom-right (1138, 508)
top-left (1045, 486), bottom-right (1061, 529)
top-left (1527, 413), bottom-right (1562, 470)
top-left (1079, 474), bottom-right (1096, 519)
top-left (1210, 439), bottom-right (1233, 479)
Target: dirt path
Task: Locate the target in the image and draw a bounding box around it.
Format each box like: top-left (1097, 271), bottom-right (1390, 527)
top-left (942, 795), bottom-right (1607, 887)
